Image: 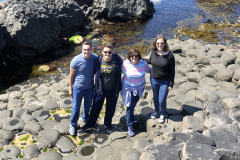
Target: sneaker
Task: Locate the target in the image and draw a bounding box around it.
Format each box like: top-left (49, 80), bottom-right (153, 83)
top-left (78, 125), bottom-right (92, 133)
top-left (69, 124), bottom-right (76, 136)
top-left (151, 112), bottom-right (159, 119)
top-left (104, 125), bottom-right (113, 134)
top-left (128, 127), bottom-right (135, 137)
top-left (158, 115), bottom-right (165, 123)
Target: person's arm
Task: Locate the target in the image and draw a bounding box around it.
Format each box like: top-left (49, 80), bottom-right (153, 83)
top-left (69, 67), bottom-right (76, 97)
top-left (169, 53), bottom-right (175, 91)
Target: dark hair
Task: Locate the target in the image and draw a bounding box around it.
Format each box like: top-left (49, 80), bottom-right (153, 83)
top-left (103, 43), bottom-right (113, 50)
top-left (81, 41), bottom-right (92, 49)
top-left (127, 49), bottom-right (142, 61)
top-left (152, 35), bottom-right (169, 52)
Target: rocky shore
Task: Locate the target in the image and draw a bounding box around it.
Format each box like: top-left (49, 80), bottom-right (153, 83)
top-left (0, 38), bottom-right (240, 159)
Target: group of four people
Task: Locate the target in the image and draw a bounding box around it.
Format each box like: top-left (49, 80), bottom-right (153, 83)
top-left (69, 35), bottom-right (175, 137)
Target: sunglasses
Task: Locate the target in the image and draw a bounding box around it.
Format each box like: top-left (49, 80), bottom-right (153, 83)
top-left (103, 51), bottom-right (112, 54)
top-left (130, 55), bottom-right (139, 58)
top-left (156, 42), bottom-right (165, 45)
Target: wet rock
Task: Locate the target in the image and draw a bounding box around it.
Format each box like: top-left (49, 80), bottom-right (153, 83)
top-left (23, 144), bottom-right (40, 159)
top-left (32, 109), bottom-right (51, 122)
top-left (55, 136), bottom-right (76, 153)
top-left (23, 120), bottom-right (43, 135)
top-left (182, 116), bottom-right (204, 132)
top-left (43, 99), bottom-right (59, 110)
top-left (0, 146), bottom-right (21, 159)
top-left (204, 113), bottom-right (232, 129)
top-left (37, 129), bottom-right (61, 148)
top-left (203, 124), bottom-right (240, 144)
top-left (92, 0), bottom-right (155, 21)
top-left (37, 151), bottom-right (63, 160)
top-left (182, 141), bottom-right (219, 160)
top-left (2, 117), bottom-right (25, 132)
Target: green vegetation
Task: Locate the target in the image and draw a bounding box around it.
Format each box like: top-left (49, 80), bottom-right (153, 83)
top-left (78, 140), bottom-right (84, 146)
top-left (31, 140), bottom-right (38, 144)
top-left (69, 35), bottom-right (83, 45)
top-left (50, 110), bottom-right (56, 114)
top-left (18, 154), bottom-right (24, 158)
top-left (48, 117), bottom-right (54, 120)
top-left (20, 97), bottom-right (25, 100)
top-left (65, 109), bottom-right (72, 114)
top-left (20, 146), bottom-right (25, 149)
top-left (100, 111), bottom-right (105, 118)
top-left (0, 147), bottom-right (4, 152)
top-left (42, 148), bottom-right (48, 152)
top-left (20, 134), bottom-right (30, 141)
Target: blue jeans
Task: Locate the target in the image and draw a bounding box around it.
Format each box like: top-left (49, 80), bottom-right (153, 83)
top-left (150, 76), bottom-right (170, 115)
top-left (70, 86), bottom-right (94, 127)
top-left (85, 88), bottom-right (118, 128)
top-left (126, 92), bottom-right (140, 129)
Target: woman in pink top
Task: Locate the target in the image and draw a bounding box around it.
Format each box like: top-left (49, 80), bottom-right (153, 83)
top-left (121, 49), bottom-right (151, 136)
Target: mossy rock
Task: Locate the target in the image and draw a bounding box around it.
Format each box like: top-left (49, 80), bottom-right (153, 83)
top-left (69, 35), bottom-right (83, 45)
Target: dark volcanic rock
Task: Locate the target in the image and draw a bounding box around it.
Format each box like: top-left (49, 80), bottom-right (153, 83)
top-left (92, 0), bottom-right (155, 21)
top-left (0, 0), bottom-right (88, 61)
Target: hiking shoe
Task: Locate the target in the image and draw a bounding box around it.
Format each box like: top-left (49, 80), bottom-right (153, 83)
top-left (69, 124), bottom-right (76, 136)
top-left (151, 112), bottom-right (159, 119)
top-left (158, 115), bottom-right (165, 123)
top-left (78, 125), bottom-right (92, 133)
top-left (128, 127), bottom-right (135, 137)
top-left (104, 125), bottom-right (113, 135)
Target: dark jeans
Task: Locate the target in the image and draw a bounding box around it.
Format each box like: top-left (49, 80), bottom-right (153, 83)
top-left (150, 76), bottom-right (170, 115)
top-left (85, 88), bottom-right (118, 128)
top-left (126, 92), bottom-right (140, 129)
top-left (70, 87), bottom-right (94, 127)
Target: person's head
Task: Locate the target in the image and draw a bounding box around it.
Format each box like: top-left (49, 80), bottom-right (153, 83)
top-left (81, 41), bottom-right (92, 59)
top-left (102, 43), bottom-right (113, 62)
top-left (127, 49), bottom-right (141, 65)
top-left (152, 35), bottom-right (169, 52)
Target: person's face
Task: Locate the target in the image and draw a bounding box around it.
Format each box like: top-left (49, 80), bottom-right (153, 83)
top-left (82, 45), bottom-right (92, 59)
top-left (130, 52), bottom-right (140, 65)
top-left (102, 47), bottom-right (113, 62)
top-left (156, 39), bottom-right (165, 51)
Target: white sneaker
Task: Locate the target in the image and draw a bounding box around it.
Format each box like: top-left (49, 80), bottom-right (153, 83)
top-left (158, 115), bottom-right (165, 123)
top-left (69, 124), bottom-right (76, 135)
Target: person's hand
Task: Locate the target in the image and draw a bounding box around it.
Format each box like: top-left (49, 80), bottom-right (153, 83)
top-left (168, 87), bottom-right (172, 91)
top-left (69, 89), bottom-right (73, 97)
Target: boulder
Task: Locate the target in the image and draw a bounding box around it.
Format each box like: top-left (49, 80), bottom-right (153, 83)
top-left (0, 0), bottom-right (88, 61)
top-left (92, 0), bottom-right (155, 21)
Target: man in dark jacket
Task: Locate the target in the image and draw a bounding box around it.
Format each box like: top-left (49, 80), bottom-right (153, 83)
top-left (79, 43), bottom-right (123, 134)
